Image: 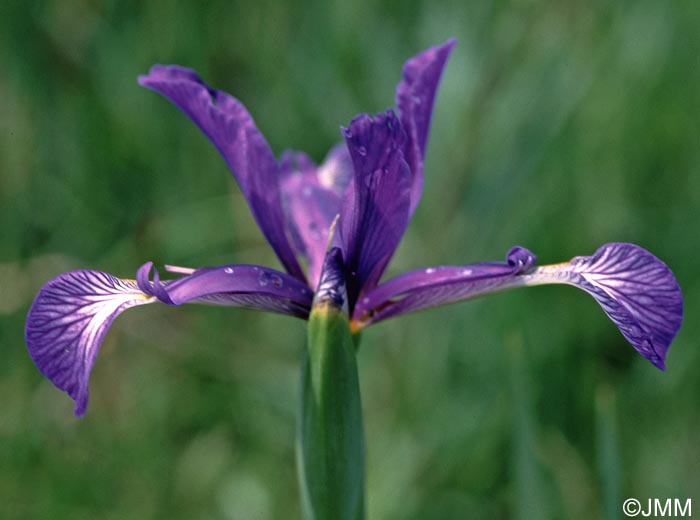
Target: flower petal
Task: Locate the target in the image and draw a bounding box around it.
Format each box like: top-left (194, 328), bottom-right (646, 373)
top-left (138, 66), bottom-right (304, 281)
top-left (340, 110), bottom-right (412, 309)
top-left (142, 263), bottom-right (314, 319)
top-left (354, 246), bottom-right (535, 324)
top-left (279, 149), bottom-right (347, 288)
top-left (314, 247), bottom-right (349, 314)
top-left (524, 243), bottom-right (683, 369)
top-left (25, 270), bottom-right (155, 416)
top-left (355, 243), bottom-right (682, 369)
top-left (395, 39), bottom-right (455, 214)
top-left (316, 143), bottom-right (354, 197)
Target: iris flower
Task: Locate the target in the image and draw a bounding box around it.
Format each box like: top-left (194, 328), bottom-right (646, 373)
top-left (25, 39), bottom-right (682, 418)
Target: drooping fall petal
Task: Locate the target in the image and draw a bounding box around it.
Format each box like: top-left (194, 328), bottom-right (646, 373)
top-left (25, 270), bottom-right (155, 416)
top-left (523, 243), bottom-right (683, 369)
top-left (355, 244), bottom-right (682, 369)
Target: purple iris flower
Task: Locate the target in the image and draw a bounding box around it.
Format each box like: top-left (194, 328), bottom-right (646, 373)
top-left (25, 40), bottom-right (683, 417)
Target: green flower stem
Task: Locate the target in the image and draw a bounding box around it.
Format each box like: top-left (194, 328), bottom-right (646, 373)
top-left (297, 302), bottom-right (365, 520)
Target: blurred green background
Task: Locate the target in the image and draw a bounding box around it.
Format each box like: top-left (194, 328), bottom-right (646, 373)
top-left (1, 0), bottom-right (698, 518)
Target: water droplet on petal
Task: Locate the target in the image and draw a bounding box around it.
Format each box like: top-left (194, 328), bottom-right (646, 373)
top-left (362, 297), bottom-right (370, 304)
top-left (64, 347), bottom-right (71, 353)
top-left (357, 145), bottom-right (367, 156)
top-left (412, 94), bottom-right (422, 105)
top-left (258, 272), bottom-right (269, 287)
top-left (461, 269), bottom-right (472, 276)
top-left (425, 267), bottom-right (436, 274)
top-left (224, 267), bottom-right (234, 274)
top-left (271, 274), bottom-right (283, 288)
top-left (343, 128), bottom-right (353, 138)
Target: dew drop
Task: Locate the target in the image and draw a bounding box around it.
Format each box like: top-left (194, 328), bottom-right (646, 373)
top-left (425, 267), bottom-right (436, 274)
top-left (258, 272), bottom-right (269, 286)
top-left (461, 269), bottom-right (472, 276)
top-left (343, 128), bottom-right (353, 138)
top-left (362, 297), bottom-right (370, 305)
top-left (224, 267), bottom-right (234, 274)
top-left (412, 94), bottom-right (422, 105)
top-left (271, 274), bottom-right (284, 288)
top-left (357, 145), bottom-right (367, 156)
top-left (64, 347), bottom-right (71, 354)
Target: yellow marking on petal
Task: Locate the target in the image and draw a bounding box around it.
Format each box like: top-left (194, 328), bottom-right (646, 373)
top-left (538, 262), bottom-right (570, 270)
top-left (349, 319), bottom-right (365, 335)
top-left (118, 279), bottom-right (156, 301)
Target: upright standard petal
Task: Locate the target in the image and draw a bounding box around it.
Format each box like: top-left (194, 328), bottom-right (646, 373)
top-left (25, 270), bottom-right (155, 416)
top-left (354, 244), bottom-right (682, 369)
top-left (138, 66), bottom-right (305, 281)
top-left (340, 110), bottom-right (412, 309)
top-left (315, 143), bottom-right (354, 198)
top-left (140, 263), bottom-right (313, 319)
top-left (395, 39), bottom-right (456, 214)
top-left (279, 149), bottom-right (347, 289)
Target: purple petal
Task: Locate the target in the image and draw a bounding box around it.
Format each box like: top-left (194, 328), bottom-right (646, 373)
top-left (136, 261), bottom-right (174, 304)
top-left (138, 66), bottom-right (304, 281)
top-left (279, 148), bottom-right (347, 288)
top-left (356, 243), bottom-right (683, 370)
top-left (25, 271), bottom-right (155, 416)
top-left (526, 243), bottom-right (683, 369)
top-left (314, 247), bottom-right (349, 313)
top-left (395, 39), bottom-right (455, 214)
top-left (354, 246), bottom-right (535, 323)
top-left (340, 110), bottom-right (412, 309)
top-left (144, 263), bottom-right (314, 319)
top-left (315, 143), bottom-right (354, 198)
